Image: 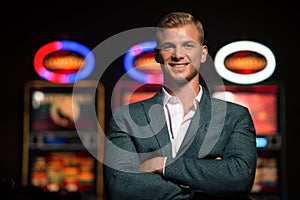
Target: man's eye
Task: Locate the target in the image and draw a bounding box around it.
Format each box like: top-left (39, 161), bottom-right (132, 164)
top-left (185, 43), bottom-right (195, 49)
top-left (162, 45), bottom-right (174, 50)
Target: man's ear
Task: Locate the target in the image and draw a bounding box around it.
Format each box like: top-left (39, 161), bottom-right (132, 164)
top-left (201, 45), bottom-right (208, 63)
top-left (154, 47), bottom-right (163, 64)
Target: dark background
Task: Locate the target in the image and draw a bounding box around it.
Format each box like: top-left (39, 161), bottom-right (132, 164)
top-left (1, 0), bottom-right (299, 199)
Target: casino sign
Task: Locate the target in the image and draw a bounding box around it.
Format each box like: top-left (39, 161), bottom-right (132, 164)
top-left (214, 40), bottom-right (276, 84)
top-left (123, 40), bottom-right (163, 84)
top-left (33, 40), bottom-right (95, 84)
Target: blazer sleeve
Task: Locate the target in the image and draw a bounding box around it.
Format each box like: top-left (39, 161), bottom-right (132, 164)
top-left (103, 106), bottom-right (190, 200)
top-left (163, 105), bottom-right (257, 197)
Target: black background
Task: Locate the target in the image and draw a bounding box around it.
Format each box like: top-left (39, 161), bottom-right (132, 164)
top-left (1, 1), bottom-right (299, 199)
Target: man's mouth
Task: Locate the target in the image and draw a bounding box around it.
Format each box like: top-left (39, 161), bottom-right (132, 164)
top-left (169, 63), bottom-right (189, 70)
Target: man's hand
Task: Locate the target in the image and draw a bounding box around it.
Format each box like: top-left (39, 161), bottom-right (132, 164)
top-left (139, 157), bottom-right (165, 174)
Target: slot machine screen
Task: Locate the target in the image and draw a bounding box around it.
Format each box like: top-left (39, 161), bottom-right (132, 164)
top-left (26, 81), bottom-right (102, 150)
top-left (252, 153), bottom-right (279, 193)
top-left (112, 80), bottom-right (162, 110)
top-left (30, 85), bottom-right (98, 132)
top-left (30, 151), bottom-right (96, 192)
top-left (212, 85), bottom-right (279, 136)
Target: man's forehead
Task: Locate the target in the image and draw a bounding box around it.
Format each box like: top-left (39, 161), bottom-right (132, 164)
top-left (157, 29), bottom-right (199, 44)
top-left (156, 26), bottom-right (200, 43)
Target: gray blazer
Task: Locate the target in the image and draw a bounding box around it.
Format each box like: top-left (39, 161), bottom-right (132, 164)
top-left (104, 88), bottom-right (257, 200)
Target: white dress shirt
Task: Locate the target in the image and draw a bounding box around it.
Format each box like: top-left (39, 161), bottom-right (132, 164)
top-left (162, 86), bottom-right (203, 158)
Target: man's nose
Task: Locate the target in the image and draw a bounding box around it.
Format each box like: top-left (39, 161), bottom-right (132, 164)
top-left (172, 47), bottom-right (185, 59)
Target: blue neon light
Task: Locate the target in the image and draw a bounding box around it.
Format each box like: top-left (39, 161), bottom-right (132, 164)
top-left (123, 40), bottom-right (158, 83)
top-left (60, 40), bottom-right (96, 83)
top-left (34, 40), bottom-right (95, 84)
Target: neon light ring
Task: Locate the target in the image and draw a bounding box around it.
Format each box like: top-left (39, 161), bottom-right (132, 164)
top-left (33, 40), bottom-right (95, 84)
top-left (123, 40), bottom-right (163, 84)
top-left (214, 40), bottom-right (276, 84)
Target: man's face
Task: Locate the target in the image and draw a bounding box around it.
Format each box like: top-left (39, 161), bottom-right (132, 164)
top-left (156, 24), bottom-right (207, 84)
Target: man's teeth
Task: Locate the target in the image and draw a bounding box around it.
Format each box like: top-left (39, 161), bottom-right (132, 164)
top-left (172, 64), bottom-right (186, 67)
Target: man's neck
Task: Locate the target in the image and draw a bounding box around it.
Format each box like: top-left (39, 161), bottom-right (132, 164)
top-left (163, 80), bottom-right (200, 115)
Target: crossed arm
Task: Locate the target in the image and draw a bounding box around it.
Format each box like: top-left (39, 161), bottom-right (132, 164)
top-left (103, 106), bottom-right (257, 199)
top-left (139, 108), bottom-right (257, 196)
top-left (103, 129), bottom-right (191, 200)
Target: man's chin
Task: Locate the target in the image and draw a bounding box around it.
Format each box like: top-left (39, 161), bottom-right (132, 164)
top-left (166, 76), bottom-right (189, 85)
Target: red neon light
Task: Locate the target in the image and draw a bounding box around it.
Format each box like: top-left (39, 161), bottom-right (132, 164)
top-left (33, 40), bottom-right (95, 84)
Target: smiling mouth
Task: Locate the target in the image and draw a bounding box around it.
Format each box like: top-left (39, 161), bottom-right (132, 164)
top-left (169, 63), bottom-right (189, 70)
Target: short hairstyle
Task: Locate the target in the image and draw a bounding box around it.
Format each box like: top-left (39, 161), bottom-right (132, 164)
top-left (157, 12), bottom-right (205, 45)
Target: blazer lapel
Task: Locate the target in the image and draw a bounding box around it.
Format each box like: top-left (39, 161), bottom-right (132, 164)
top-left (142, 90), bottom-right (172, 157)
top-left (176, 89), bottom-right (212, 158)
top-left (197, 92), bottom-right (227, 158)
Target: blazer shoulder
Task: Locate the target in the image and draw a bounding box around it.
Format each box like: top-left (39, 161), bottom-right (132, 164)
top-left (210, 97), bottom-right (254, 131)
top-left (112, 91), bottom-right (162, 120)
top-left (113, 90), bottom-right (161, 111)
top-left (130, 90), bottom-right (162, 107)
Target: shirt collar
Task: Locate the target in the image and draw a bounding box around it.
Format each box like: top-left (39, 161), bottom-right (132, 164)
top-left (162, 85), bottom-right (203, 108)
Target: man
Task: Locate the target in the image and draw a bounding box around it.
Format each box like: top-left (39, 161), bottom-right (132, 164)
top-left (103, 12), bottom-right (257, 200)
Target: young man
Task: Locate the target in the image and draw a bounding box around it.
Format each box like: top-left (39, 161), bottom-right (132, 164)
top-left (103, 12), bottom-right (257, 200)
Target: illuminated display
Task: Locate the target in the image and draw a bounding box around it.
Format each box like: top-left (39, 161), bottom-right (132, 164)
top-left (212, 85), bottom-right (278, 135)
top-left (30, 152), bottom-right (95, 192)
top-left (214, 40), bottom-right (276, 84)
top-left (256, 137), bottom-right (268, 148)
top-left (123, 40), bottom-right (163, 84)
top-left (224, 50), bottom-right (267, 74)
top-left (251, 155), bottom-right (278, 193)
top-left (33, 40), bottom-right (95, 84)
top-left (44, 50), bottom-right (85, 73)
top-left (26, 81), bottom-right (102, 151)
top-left (30, 90), bottom-right (97, 132)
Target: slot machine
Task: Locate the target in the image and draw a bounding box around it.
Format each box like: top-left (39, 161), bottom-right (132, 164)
top-left (22, 80), bottom-right (105, 200)
top-left (212, 40), bottom-right (287, 200)
top-left (211, 83), bottom-right (286, 200)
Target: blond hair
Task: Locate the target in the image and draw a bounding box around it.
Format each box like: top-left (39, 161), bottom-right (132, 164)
top-left (157, 12), bottom-right (204, 45)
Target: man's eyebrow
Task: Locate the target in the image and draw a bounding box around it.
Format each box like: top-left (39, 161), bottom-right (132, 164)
top-left (160, 42), bottom-right (174, 45)
top-left (183, 40), bottom-right (198, 44)
top-left (157, 42), bottom-right (174, 48)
